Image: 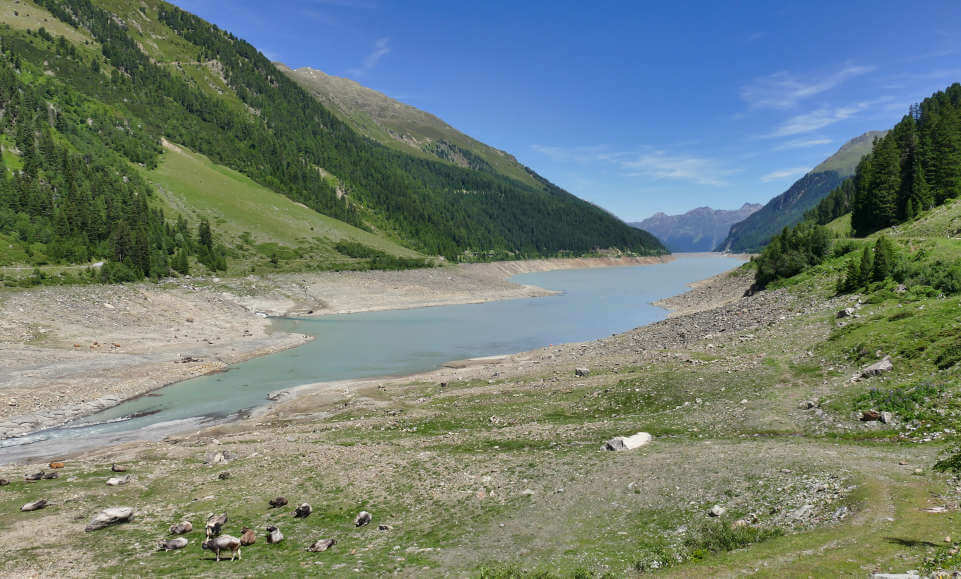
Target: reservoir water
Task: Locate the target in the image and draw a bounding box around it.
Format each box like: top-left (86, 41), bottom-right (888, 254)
top-left (0, 254), bottom-right (744, 463)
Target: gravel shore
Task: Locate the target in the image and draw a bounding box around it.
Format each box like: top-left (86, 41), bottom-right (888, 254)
top-left (0, 256), bottom-right (670, 439)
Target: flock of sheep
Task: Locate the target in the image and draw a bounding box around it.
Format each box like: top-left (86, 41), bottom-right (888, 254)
top-left (10, 461), bottom-right (376, 562)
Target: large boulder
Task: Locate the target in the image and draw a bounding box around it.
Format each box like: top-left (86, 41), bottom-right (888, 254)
top-left (85, 507), bottom-right (134, 531)
top-left (604, 432), bottom-right (653, 451)
top-left (861, 356), bottom-right (893, 378)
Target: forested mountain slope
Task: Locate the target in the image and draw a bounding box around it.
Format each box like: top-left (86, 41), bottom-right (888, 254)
top-left (630, 203), bottom-right (761, 252)
top-left (277, 64), bottom-right (540, 189)
top-left (718, 132), bottom-right (883, 252)
top-left (0, 0), bottom-right (664, 284)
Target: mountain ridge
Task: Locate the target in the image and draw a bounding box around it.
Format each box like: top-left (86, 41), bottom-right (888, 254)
top-left (629, 203), bottom-right (762, 252)
top-left (717, 131), bottom-right (885, 252)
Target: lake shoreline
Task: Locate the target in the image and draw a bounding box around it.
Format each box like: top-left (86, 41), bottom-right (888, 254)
top-left (0, 254), bottom-right (674, 444)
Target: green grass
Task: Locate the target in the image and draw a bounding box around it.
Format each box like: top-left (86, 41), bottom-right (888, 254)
top-left (146, 142), bottom-right (422, 271)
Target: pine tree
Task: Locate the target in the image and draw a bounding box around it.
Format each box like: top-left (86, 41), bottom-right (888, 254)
top-left (838, 255), bottom-right (862, 293)
top-left (858, 246), bottom-right (874, 287)
top-left (871, 236), bottom-right (892, 282)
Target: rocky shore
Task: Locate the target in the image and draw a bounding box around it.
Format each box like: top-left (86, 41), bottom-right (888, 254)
top-left (0, 255), bottom-right (671, 439)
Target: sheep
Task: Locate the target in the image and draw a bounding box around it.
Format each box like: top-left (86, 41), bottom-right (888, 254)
top-left (294, 503), bottom-right (312, 518)
top-left (306, 538), bottom-right (336, 552)
top-left (48, 462), bottom-right (65, 469)
top-left (111, 464), bottom-right (127, 473)
top-left (106, 475), bottom-right (131, 486)
top-left (158, 537), bottom-right (188, 551)
top-left (206, 513), bottom-right (228, 538)
top-left (20, 499), bottom-right (48, 512)
top-left (169, 521), bottom-right (193, 535)
top-left (41, 472), bottom-right (58, 480)
top-left (240, 527), bottom-right (256, 546)
top-left (202, 535), bottom-right (241, 561)
top-left (217, 472), bottom-right (230, 480)
top-left (0, 478), bottom-right (9, 486)
top-left (268, 497), bottom-right (287, 509)
top-left (266, 525), bottom-right (283, 544)
top-left (354, 511), bottom-right (372, 527)
top-left (24, 471), bottom-right (43, 481)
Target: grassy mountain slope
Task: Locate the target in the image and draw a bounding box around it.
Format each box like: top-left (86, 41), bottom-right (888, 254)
top-left (50, 0), bottom-right (665, 259)
top-left (630, 203), bottom-right (762, 252)
top-left (718, 131), bottom-right (884, 252)
top-left (278, 64), bottom-right (540, 189)
top-left (146, 141), bottom-right (422, 274)
top-left (0, 0), bottom-right (663, 286)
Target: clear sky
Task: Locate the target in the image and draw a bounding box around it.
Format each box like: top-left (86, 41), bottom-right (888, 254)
top-left (172, 0), bottom-right (961, 221)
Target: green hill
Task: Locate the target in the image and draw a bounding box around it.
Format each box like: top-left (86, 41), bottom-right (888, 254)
top-left (718, 131), bottom-right (883, 252)
top-left (0, 0), bottom-right (664, 284)
top-left (277, 64), bottom-right (540, 189)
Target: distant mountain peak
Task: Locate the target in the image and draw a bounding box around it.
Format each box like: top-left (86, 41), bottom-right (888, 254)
top-left (629, 204), bottom-right (762, 252)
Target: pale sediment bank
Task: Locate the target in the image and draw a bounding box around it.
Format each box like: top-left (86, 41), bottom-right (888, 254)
top-left (0, 255), bottom-right (671, 439)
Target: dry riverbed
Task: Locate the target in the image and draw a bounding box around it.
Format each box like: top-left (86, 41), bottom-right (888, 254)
top-left (0, 256), bottom-right (669, 438)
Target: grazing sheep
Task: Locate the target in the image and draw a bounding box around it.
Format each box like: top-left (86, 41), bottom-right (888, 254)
top-left (217, 472), bottom-right (230, 480)
top-left (240, 527), bottom-right (256, 546)
top-left (202, 535), bottom-right (241, 561)
top-left (41, 472), bottom-right (58, 480)
top-left (294, 503), bottom-right (312, 518)
top-left (157, 537), bottom-right (188, 551)
top-left (106, 475), bottom-right (131, 486)
top-left (268, 497), bottom-right (287, 509)
top-left (24, 471), bottom-right (43, 481)
top-left (0, 479), bottom-right (9, 486)
top-left (20, 499), bottom-right (48, 512)
top-left (206, 513), bottom-right (228, 538)
top-left (111, 464), bottom-right (127, 473)
top-left (354, 511), bottom-right (372, 527)
top-left (306, 538), bottom-right (336, 552)
top-left (266, 525), bottom-right (283, 544)
top-left (169, 521), bottom-right (193, 535)
top-left (85, 507), bottom-right (134, 531)
top-left (48, 462), bottom-right (65, 469)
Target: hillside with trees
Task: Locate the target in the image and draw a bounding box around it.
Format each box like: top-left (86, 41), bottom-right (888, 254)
top-left (717, 132), bottom-right (883, 253)
top-left (0, 0), bottom-right (664, 285)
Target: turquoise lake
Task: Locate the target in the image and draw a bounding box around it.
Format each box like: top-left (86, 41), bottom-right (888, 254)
top-left (0, 254), bottom-right (744, 463)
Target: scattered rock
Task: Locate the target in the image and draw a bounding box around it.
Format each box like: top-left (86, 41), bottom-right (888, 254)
top-left (204, 450), bottom-right (235, 465)
top-left (307, 538), bottom-right (336, 552)
top-left (266, 390), bottom-right (289, 402)
top-left (604, 432), bottom-right (652, 451)
top-left (789, 504), bottom-right (814, 520)
top-left (106, 475), bottom-right (131, 486)
top-left (268, 497), bottom-right (288, 509)
top-left (836, 308), bottom-right (856, 319)
top-left (861, 356), bottom-right (894, 378)
top-left (85, 507), bottom-right (134, 531)
top-left (0, 479), bottom-right (8, 486)
top-left (354, 511), bottom-right (372, 527)
top-left (574, 367), bottom-right (591, 377)
top-left (266, 525), bottom-right (284, 544)
top-left (169, 521), bottom-right (193, 535)
top-left (217, 472), bottom-right (230, 480)
top-left (294, 503), bottom-right (312, 518)
top-left (798, 400), bottom-right (816, 410)
top-left (20, 499), bottom-right (49, 512)
top-left (709, 505), bottom-right (726, 517)
top-left (378, 524), bottom-right (392, 531)
top-left (158, 538), bottom-right (188, 551)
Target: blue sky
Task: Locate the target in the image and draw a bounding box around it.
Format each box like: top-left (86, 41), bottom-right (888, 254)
top-left (173, 0), bottom-right (961, 221)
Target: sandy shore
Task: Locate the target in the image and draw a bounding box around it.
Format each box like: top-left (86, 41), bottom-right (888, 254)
top-left (0, 255), bottom-right (671, 439)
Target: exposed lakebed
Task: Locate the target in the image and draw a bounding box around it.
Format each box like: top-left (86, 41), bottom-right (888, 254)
top-left (0, 255), bottom-right (744, 463)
